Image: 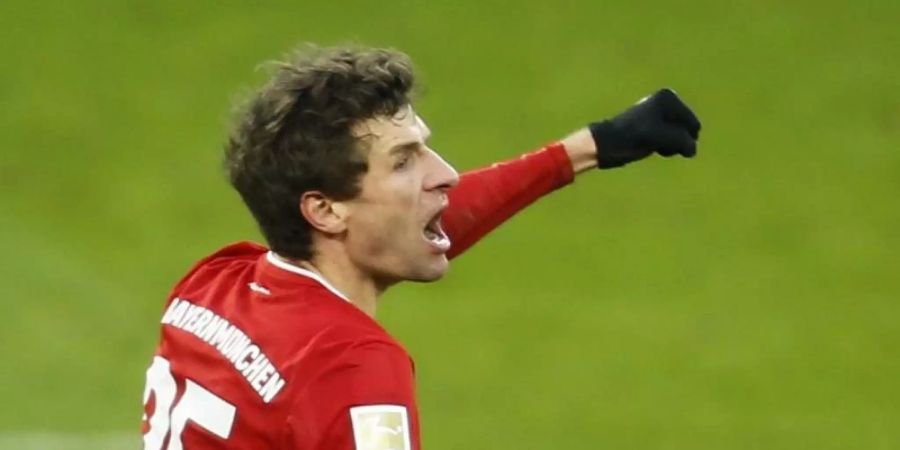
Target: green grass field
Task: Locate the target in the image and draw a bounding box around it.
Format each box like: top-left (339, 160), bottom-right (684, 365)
top-left (2, 1), bottom-right (898, 448)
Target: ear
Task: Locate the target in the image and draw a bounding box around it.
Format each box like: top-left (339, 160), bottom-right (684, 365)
top-left (299, 191), bottom-right (349, 234)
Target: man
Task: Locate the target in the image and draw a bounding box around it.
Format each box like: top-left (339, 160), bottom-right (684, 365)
top-left (141, 46), bottom-right (701, 450)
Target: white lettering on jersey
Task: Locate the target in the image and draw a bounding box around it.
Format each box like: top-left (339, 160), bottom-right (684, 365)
top-left (160, 297), bottom-right (287, 403)
top-left (350, 405), bottom-right (411, 450)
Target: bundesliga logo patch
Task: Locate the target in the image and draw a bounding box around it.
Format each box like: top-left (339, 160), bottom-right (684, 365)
top-left (350, 405), bottom-right (411, 450)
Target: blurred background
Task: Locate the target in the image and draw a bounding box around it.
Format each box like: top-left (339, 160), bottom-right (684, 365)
top-left (1, 0), bottom-right (898, 449)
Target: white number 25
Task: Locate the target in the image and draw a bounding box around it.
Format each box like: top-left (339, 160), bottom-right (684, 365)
top-left (142, 356), bottom-right (237, 450)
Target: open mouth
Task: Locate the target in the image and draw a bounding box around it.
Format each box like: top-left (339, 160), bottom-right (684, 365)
top-left (423, 212), bottom-right (451, 252)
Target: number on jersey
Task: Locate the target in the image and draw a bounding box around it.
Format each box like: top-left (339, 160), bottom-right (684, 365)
top-left (142, 356), bottom-right (237, 450)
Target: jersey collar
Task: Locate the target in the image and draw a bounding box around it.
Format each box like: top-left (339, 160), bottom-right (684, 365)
top-left (264, 252), bottom-right (351, 302)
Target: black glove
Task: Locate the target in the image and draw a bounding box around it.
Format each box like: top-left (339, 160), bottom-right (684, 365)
top-left (589, 88), bottom-right (702, 169)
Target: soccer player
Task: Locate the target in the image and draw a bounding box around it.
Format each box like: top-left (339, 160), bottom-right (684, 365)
top-left (141, 46), bottom-right (701, 450)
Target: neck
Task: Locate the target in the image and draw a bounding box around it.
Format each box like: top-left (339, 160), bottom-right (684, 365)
top-left (284, 251), bottom-right (382, 318)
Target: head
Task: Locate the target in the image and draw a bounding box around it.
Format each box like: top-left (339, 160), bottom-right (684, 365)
top-left (225, 45), bottom-right (459, 287)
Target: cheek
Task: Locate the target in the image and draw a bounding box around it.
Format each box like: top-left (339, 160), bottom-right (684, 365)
top-left (366, 179), bottom-right (421, 225)
top-left (358, 208), bottom-right (406, 239)
top-left (348, 175), bottom-right (423, 250)
top-left (348, 198), bottom-right (416, 252)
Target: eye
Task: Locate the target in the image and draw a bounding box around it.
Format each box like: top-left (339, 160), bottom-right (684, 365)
top-left (393, 153), bottom-right (412, 170)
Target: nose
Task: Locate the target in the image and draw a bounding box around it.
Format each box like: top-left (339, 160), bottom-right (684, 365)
top-left (424, 147), bottom-right (460, 192)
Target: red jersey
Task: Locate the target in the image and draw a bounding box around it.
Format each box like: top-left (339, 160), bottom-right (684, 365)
top-left (141, 144), bottom-right (573, 450)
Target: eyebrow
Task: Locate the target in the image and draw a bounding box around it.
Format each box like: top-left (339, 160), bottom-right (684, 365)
top-left (387, 131), bottom-right (431, 156)
top-left (388, 141), bottom-right (421, 157)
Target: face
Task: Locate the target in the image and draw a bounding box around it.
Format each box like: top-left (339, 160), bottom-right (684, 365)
top-left (342, 106), bottom-right (459, 286)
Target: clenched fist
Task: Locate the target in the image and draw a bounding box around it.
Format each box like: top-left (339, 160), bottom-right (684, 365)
top-left (589, 89), bottom-right (702, 169)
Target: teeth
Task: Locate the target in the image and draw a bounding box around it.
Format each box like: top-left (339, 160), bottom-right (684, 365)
top-left (424, 213), bottom-right (446, 244)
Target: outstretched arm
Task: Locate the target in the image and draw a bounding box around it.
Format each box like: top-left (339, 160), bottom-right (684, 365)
top-left (442, 143), bottom-right (569, 260)
top-left (442, 88), bottom-right (702, 260)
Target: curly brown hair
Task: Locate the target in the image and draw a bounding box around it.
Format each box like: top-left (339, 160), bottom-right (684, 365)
top-left (224, 45), bottom-right (416, 260)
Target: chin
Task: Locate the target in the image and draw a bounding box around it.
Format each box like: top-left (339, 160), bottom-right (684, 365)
top-left (408, 256), bottom-right (450, 283)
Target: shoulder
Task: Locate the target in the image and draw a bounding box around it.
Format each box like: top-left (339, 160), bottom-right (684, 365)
top-left (168, 241), bottom-right (267, 295)
top-left (185, 241), bottom-right (268, 276)
top-left (288, 333), bottom-right (415, 412)
top-left (296, 318), bottom-right (411, 374)
top-left (277, 316), bottom-right (413, 390)
top-left (282, 337), bottom-right (419, 450)
top-left (335, 333), bottom-right (411, 371)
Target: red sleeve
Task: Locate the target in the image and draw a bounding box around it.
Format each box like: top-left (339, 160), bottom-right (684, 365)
top-left (284, 341), bottom-right (421, 450)
top-left (444, 142), bottom-right (575, 259)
